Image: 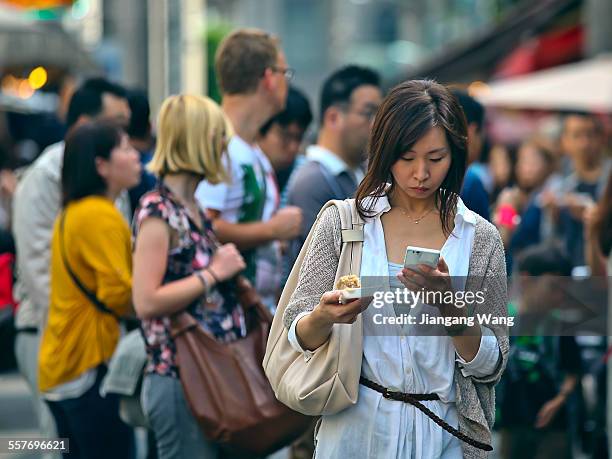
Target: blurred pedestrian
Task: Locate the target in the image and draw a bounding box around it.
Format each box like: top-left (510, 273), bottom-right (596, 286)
top-left (493, 139), bottom-right (556, 272)
top-left (488, 144), bottom-right (513, 203)
top-left (39, 122), bottom-right (140, 459)
top-left (0, 144), bottom-right (17, 233)
top-left (282, 80), bottom-right (507, 458)
top-left (258, 86), bottom-right (312, 195)
top-left (455, 91), bottom-right (490, 221)
top-left (12, 77), bottom-right (131, 456)
top-left (499, 244), bottom-right (580, 459)
top-left (195, 28), bottom-right (303, 312)
top-left (127, 89), bottom-right (157, 212)
top-left (557, 112), bottom-right (611, 267)
top-left (582, 168), bottom-right (612, 457)
top-left (285, 65), bottom-right (381, 271)
top-left (132, 94), bottom-right (246, 459)
top-left (584, 169), bottom-right (611, 276)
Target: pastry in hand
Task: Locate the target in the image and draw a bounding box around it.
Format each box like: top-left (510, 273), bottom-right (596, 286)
top-left (336, 275), bottom-right (361, 290)
top-left (336, 275), bottom-right (365, 304)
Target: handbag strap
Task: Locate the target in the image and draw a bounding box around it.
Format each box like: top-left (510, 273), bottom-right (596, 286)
top-left (59, 212), bottom-right (121, 321)
top-left (334, 199), bottom-right (364, 277)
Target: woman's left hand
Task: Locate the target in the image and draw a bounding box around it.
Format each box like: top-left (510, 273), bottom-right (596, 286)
top-left (398, 257), bottom-right (460, 316)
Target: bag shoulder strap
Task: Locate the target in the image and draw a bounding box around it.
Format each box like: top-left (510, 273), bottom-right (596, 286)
top-left (331, 199), bottom-right (364, 278)
top-left (273, 199), bottom-right (364, 319)
top-left (59, 212), bottom-right (120, 321)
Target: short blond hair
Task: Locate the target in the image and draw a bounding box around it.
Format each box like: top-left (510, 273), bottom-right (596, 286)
top-left (148, 95), bottom-right (230, 183)
top-left (215, 28), bottom-right (280, 95)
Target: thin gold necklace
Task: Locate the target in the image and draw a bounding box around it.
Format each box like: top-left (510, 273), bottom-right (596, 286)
top-left (394, 206), bottom-right (436, 224)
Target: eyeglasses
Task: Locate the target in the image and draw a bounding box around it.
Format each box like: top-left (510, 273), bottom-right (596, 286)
top-left (273, 125), bottom-right (305, 145)
top-left (347, 108), bottom-right (377, 122)
top-left (271, 66), bottom-right (295, 81)
top-left (337, 102), bottom-right (379, 122)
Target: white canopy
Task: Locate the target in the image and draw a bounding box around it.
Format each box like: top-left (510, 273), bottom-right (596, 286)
top-left (476, 54), bottom-right (612, 113)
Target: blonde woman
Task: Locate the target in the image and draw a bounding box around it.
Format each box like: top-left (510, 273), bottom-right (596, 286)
top-left (132, 95), bottom-right (246, 458)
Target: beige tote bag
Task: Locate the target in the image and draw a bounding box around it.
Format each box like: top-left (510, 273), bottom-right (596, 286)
top-left (263, 199), bottom-right (364, 416)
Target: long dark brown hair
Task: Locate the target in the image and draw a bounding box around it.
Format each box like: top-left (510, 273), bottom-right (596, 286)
top-left (355, 80), bottom-right (468, 236)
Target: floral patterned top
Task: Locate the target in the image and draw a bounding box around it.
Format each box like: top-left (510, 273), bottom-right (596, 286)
top-left (133, 184), bottom-right (247, 378)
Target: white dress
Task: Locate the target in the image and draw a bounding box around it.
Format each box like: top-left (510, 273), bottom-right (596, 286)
top-left (289, 196), bottom-right (500, 458)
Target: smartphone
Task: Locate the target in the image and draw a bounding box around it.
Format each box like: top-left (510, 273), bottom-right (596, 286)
top-left (404, 246), bottom-right (441, 269)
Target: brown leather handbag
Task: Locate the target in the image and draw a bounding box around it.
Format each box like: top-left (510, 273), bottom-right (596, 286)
top-left (170, 276), bottom-right (313, 456)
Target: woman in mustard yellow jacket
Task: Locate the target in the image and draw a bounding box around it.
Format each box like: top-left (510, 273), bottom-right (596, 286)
top-left (39, 121), bottom-right (141, 459)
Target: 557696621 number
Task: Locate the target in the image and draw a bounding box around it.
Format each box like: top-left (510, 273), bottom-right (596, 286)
top-left (0, 438), bottom-right (69, 453)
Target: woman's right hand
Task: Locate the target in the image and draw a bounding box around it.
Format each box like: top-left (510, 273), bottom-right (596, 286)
top-left (310, 290), bottom-right (370, 327)
top-left (296, 290), bottom-right (370, 351)
top-left (208, 243), bottom-right (246, 281)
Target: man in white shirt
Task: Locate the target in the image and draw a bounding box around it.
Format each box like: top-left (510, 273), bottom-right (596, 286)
top-left (196, 29), bottom-right (303, 311)
top-left (12, 78), bottom-right (131, 457)
top-left (285, 65), bottom-right (382, 272)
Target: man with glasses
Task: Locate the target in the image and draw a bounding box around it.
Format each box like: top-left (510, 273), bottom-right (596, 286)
top-left (284, 65), bottom-right (382, 272)
top-left (196, 28), bottom-right (303, 312)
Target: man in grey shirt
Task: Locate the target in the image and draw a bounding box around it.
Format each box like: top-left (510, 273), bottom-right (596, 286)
top-left (285, 65), bottom-right (382, 272)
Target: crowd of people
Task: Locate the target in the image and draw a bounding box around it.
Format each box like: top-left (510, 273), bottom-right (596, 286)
top-left (0, 25), bottom-right (609, 459)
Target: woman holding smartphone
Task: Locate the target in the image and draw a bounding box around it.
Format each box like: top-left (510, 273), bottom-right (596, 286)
top-left (283, 80), bottom-right (508, 458)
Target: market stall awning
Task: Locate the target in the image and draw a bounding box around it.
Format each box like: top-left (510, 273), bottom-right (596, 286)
top-left (493, 24), bottom-right (583, 79)
top-left (402, 0), bottom-right (580, 84)
top-left (476, 54), bottom-right (612, 112)
top-left (0, 8), bottom-right (98, 73)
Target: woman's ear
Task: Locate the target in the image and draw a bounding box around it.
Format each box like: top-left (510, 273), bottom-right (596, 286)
top-left (95, 157), bottom-right (109, 180)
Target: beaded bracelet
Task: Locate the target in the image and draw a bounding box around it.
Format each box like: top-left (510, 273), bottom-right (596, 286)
top-left (205, 267), bottom-right (220, 284)
top-left (194, 270), bottom-right (209, 291)
top-left (195, 270), bottom-right (215, 304)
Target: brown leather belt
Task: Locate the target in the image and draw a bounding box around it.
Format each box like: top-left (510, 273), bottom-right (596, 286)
top-left (359, 376), bottom-right (493, 452)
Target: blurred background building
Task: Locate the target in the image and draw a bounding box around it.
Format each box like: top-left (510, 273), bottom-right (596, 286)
top-left (0, 0), bottom-right (610, 129)
top-left (0, 0), bottom-right (609, 192)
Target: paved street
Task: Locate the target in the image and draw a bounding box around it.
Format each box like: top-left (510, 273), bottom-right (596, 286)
top-left (0, 371), bottom-right (167, 459)
top-left (0, 371), bottom-right (41, 459)
top-left (0, 371), bottom-right (585, 459)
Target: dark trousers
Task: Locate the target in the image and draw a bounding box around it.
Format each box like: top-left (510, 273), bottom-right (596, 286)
top-left (46, 366), bottom-right (134, 459)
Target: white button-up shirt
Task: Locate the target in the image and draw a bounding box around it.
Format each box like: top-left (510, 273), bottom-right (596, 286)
top-left (288, 195), bottom-right (500, 458)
